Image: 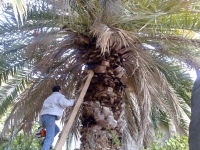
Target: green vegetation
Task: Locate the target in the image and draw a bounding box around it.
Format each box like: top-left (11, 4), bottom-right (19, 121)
top-left (144, 132), bottom-right (189, 150)
top-left (0, 132), bottom-right (189, 150)
top-left (0, 132), bottom-right (42, 150)
top-left (109, 129), bottom-right (120, 147)
top-left (0, 0), bottom-right (200, 149)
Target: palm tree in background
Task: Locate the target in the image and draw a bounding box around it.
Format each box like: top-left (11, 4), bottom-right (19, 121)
top-left (0, 0), bottom-right (199, 149)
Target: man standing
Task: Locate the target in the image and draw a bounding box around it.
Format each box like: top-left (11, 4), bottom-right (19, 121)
top-left (40, 85), bottom-right (75, 150)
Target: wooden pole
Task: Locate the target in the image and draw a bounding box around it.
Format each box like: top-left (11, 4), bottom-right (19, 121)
top-left (54, 70), bottom-right (94, 150)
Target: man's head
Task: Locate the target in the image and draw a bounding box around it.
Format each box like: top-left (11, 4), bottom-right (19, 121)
top-left (52, 85), bottom-right (61, 92)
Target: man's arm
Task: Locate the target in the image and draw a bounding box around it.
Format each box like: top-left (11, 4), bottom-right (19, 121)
top-left (59, 96), bottom-right (75, 108)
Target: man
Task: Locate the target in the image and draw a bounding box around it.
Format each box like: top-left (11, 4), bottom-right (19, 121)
top-left (40, 85), bottom-right (75, 150)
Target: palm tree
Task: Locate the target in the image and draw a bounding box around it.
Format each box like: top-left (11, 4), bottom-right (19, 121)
top-left (189, 70), bottom-right (200, 150)
top-left (0, 0), bottom-right (199, 149)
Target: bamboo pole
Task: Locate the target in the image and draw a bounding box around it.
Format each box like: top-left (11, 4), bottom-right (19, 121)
top-left (54, 70), bottom-right (94, 150)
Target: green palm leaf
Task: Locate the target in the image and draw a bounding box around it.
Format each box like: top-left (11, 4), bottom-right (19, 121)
top-left (0, 0), bottom-right (199, 149)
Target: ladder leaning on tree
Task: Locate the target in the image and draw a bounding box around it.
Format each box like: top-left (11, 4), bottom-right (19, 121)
top-left (54, 70), bottom-right (94, 150)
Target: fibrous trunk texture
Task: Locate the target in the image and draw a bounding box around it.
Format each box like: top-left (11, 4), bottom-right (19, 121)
top-left (80, 48), bottom-right (126, 150)
top-left (189, 76), bottom-right (200, 150)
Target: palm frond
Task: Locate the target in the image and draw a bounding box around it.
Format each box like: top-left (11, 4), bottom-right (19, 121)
top-left (0, 29), bottom-right (88, 136)
top-left (10, 0), bottom-right (27, 25)
top-left (0, 65), bottom-right (31, 117)
top-left (0, 0), bottom-right (198, 148)
top-left (156, 59), bottom-right (193, 106)
top-left (123, 47), bottom-right (193, 146)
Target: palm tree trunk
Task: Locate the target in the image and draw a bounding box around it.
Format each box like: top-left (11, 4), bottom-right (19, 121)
top-left (80, 48), bottom-right (126, 150)
top-left (189, 76), bottom-right (200, 150)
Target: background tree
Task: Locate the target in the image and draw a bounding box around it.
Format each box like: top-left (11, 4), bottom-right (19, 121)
top-left (0, 0), bottom-right (199, 149)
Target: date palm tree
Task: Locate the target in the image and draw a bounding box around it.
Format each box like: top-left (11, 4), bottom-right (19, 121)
top-left (0, 0), bottom-right (199, 149)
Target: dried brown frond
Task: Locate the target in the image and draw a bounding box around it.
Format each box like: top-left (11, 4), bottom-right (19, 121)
top-left (0, 27), bottom-right (88, 137)
top-left (1, 65), bottom-right (87, 137)
top-left (140, 32), bottom-right (200, 69)
top-left (90, 20), bottom-right (139, 54)
top-left (122, 46), bottom-right (187, 147)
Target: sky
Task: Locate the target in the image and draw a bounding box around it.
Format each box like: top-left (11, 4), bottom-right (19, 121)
top-left (188, 69), bottom-right (197, 81)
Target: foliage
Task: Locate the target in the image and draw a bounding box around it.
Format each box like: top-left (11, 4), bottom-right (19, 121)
top-left (109, 129), bottom-right (120, 147)
top-left (0, 0), bottom-right (199, 149)
top-left (143, 132), bottom-right (189, 150)
top-left (0, 132), bottom-right (42, 150)
top-left (164, 135), bottom-right (188, 150)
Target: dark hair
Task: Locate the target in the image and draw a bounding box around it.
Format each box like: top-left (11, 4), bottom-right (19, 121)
top-left (52, 86), bottom-right (61, 92)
